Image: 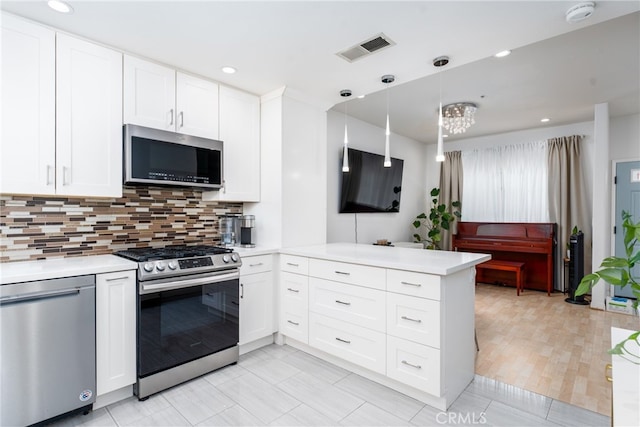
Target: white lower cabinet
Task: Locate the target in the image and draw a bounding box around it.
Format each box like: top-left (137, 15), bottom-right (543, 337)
top-left (309, 277), bottom-right (386, 332)
top-left (96, 271), bottom-right (136, 396)
top-left (309, 312), bottom-right (386, 375)
top-left (239, 254), bottom-right (274, 345)
top-left (386, 292), bottom-right (440, 348)
top-left (280, 271), bottom-right (309, 343)
top-left (386, 335), bottom-right (440, 396)
top-left (278, 254), bottom-right (479, 410)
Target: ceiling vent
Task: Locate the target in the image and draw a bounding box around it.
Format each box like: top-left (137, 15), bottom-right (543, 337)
top-left (337, 33), bottom-right (395, 62)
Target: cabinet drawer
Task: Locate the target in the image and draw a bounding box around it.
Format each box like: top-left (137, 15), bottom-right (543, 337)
top-left (240, 254), bottom-right (272, 275)
top-left (387, 293), bottom-right (440, 348)
top-left (309, 278), bottom-right (385, 332)
top-left (309, 259), bottom-right (385, 290)
top-left (387, 269), bottom-right (441, 300)
top-left (280, 255), bottom-right (309, 275)
top-left (387, 335), bottom-right (441, 396)
top-left (281, 272), bottom-right (308, 311)
top-left (280, 310), bottom-right (308, 344)
top-left (309, 312), bottom-right (386, 375)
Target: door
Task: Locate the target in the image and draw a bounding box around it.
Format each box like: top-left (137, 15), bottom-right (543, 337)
top-left (239, 271), bottom-right (273, 345)
top-left (0, 14), bottom-right (55, 195)
top-left (614, 161), bottom-right (640, 298)
top-left (176, 72), bottom-right (219, 139)
top-left (56, 34), bottom-right (122, 197)
top-left (123, 55), bottom-right (176, 131)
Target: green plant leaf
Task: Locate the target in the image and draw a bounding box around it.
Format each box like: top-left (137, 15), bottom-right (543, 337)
top-left (575, 273), bottom-right (599, 296)
top-left (437, 204), bottom-right (446, 213)
top-left (452, 201), bottom-right (461, 208)
top-left (596, 268), bottom-right (628, 286)
top-left (600, 257), bottom-right (629, 268)
top-left (412, 220), bottom-right (422, 229)
top-left (430, 188), bottom-right (440, 197)
top-left (416, 213), bottom-right (427, 219)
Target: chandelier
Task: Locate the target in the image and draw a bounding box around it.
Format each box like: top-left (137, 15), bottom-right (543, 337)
top-left (442, 102), bottom-right (477, 134)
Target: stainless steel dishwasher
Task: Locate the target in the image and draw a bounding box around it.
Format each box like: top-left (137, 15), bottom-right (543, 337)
top-left (1, 275), bottom-right (96, 426)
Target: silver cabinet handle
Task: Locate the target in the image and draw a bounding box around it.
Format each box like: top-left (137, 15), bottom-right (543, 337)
top-left (401, 315), bottom-right (422, 323)
top-left (249, 263), bottom-right (263, 267)
top-left (401, 360), bottom-right (422, 369)
top-left (286, 262), bottom-right (299, 267)
top-left (401, 281), bottom-right (422, 287)
top-left (287, 320), bottom-right (299, 326)
top-left (287, 288), bottom-right (299, 293)
top-left (46, 165), bottom-right (53, 186)
top-left (335, 337), bottom-right (351, 344)
top-left (179, 111), bottom-right (184, 128)
top-left (240, 283), bottom-right (244, 299)
top-left (62, 166), bottom-right (70, 186)
top-left (335, 300), bottom-right (351, 306)
top-left (335, 271), bottom-right (350, 275)
top-left (106, 276), bottom-right (129, 282)
top-left (169, 109), bottom-right (174, 126)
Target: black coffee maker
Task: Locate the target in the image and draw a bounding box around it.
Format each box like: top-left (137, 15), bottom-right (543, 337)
top-left (239, 215), bottom-right (256, 248)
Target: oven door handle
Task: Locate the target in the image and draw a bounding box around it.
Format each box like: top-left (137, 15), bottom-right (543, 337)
top-left (141, 271), bottom-right (239, 293)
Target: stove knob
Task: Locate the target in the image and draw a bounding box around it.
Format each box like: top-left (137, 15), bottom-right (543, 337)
top-left (155, 261), bottom-right (166, 271)
top-left (143, 263), bottom-right (154, 273)
top-left (168, 261), bottom-right (178, 270)
top-left (222, 254), bottom-right (231, 263)
top-left (231, 254), bottom-right (239, 263)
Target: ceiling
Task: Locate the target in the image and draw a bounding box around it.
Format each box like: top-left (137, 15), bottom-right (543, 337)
top-left (2, 1), bottom-right (639, 144)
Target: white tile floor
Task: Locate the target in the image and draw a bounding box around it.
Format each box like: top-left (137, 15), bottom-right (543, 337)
top-left (49, 344), bottom-right (610, 427)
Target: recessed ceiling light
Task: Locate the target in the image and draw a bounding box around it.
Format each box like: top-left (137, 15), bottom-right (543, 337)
top-left (443, 134), bottom-right (449, 138)
top-left (47, 0), bottom-right (73, 14)
top-left (495, 50), bottom-right (511, 58)
top-left (541, 118), bottom-right (550, 123)
top-left (221, 66), bottom-right (237, 74)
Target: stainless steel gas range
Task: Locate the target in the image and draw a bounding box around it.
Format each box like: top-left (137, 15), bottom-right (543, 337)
top-left (114, 245), bottom-right (241, 399)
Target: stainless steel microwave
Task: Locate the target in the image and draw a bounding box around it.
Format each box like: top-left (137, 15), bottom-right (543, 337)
top-left (123, 124), bottom-right (223, 190)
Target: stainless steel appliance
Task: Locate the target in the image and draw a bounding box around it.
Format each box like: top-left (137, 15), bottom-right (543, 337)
top-left (239, 215), bottom-right (256, 248)
top-left (123, 124), bottom-right (223, 190)
top-left (114, 245), bottom-right (241, 399)
top-left (1, 275), bottom-right (96, 426)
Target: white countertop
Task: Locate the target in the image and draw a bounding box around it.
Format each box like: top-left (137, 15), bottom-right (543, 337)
top-left (0, 255), bottom-right (139, 285)
top-left (232, 245), bottom-right (279, 257)
top-left (280, 243), bottom-right (491, 276)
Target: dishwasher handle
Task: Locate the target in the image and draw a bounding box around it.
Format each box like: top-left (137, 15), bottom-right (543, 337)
top-left (0, 288), bottom-right (81, 306)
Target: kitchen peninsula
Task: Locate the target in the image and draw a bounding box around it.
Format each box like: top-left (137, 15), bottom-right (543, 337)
top-left (278, 243), bottom-right (490, 410)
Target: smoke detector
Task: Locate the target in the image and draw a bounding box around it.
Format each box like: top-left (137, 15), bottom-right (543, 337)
top-left (566, 2), bottom-right (595, 23)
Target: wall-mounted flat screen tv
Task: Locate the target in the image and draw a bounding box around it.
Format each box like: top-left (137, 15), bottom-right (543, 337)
top-left (339, 148), bottom-right (403, 213)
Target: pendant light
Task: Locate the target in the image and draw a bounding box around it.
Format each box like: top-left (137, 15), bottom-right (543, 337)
top-left (433, 56), bottom-right (449, 162)
top-left (381, 75), bottom-right (395, 167)
top-left (340, 89), bottom-right (352, 172)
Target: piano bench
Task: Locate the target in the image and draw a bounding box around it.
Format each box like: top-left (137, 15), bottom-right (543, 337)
top-left (475, 260), bottom-right (526, 296)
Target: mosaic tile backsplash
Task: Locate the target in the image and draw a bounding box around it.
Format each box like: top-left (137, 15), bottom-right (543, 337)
top-left (0, 186), bottom-right (243, 262)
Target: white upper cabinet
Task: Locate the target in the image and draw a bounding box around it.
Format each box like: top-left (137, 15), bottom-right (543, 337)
top-left (203, 86), bottom-right (260, 202)
top-left (1, 15), bottom-right (122, 198)
top-left (176, 72), bottom-right (219, 139)
top-left (56, 34), bottom-right (123, 197)
top-left (1, 14), bottom-right (56, 195)
top-left (123, 56), bottom-right (175, 131)
top-left (124, 55), bottom-right (219, 140)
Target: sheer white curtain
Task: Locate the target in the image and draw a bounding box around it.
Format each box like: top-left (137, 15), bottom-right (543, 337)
top-left (462, 141), bottom-right (549, 222)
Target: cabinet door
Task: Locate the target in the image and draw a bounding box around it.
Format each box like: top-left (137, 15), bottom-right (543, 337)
top-left (0, 14), bottom-right (55, 195)
top-left (204, 86), bottom-right (260, 202)
top-left (123, 55), bottom-right (176, 131)
top-left (56, 34), bottom-right (122, 197)
top-left (239, 271), bottom-right (274, 345)
top-left (176, 72), bottom-right (219, 140)
top-left (96, 271), bottom-right (136, 396)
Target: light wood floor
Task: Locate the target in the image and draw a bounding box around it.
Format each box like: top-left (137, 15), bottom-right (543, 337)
top-left (474, 283), bottom-right (639, 416)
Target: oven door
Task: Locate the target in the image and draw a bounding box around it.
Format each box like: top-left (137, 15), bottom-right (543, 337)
top-left (137, 270), bottom-right (239, 379)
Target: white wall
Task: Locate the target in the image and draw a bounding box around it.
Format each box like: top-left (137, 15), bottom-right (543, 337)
top-left (326, 110), bottom-right (428, 245)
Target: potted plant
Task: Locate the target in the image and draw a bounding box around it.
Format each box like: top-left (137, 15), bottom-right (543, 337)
top-left (412, 187), bottom-right (461, 250)
top-left (576, 211), bottom-right (639, 363)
